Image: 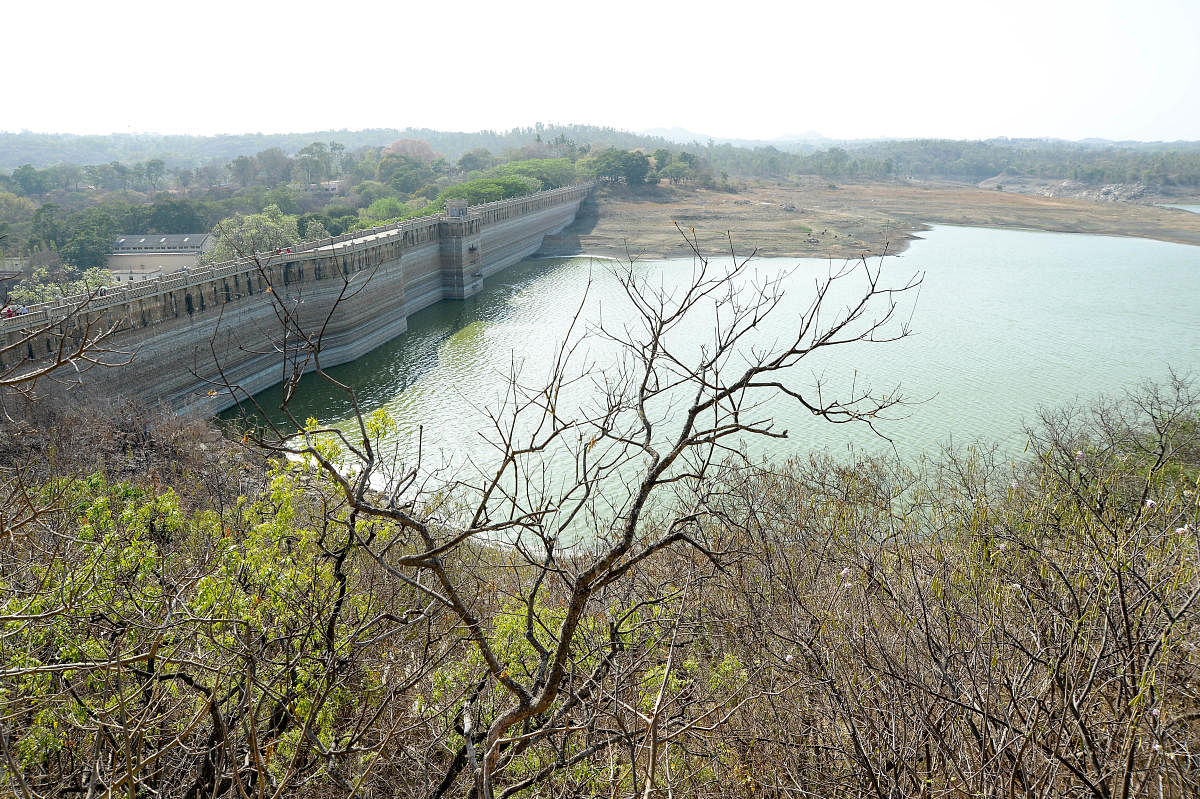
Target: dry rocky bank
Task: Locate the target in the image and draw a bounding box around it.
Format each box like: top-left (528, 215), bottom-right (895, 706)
top-left (539, 178), bottom-right (1200, 261)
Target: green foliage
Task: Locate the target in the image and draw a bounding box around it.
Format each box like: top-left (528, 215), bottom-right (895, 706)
top-left (457, 147), bottom-right (496, 172)
top-left (2, 378), bottom-right (1198, 796)
top-left (316, 202), bottom-right (361, 235)
top-left (0, 192), bottom-right (36, 230)
top-left (147, 197), bottom-right (206, 233)
top-left (583, 147), bottom-right (651, 185)
top-left (437, 175), bottom-right (542, 205)
top-left (361, 196), bottom-right (414, 224)
top-left (8, 266), bottom-right (117, 303)
top-left (59, 207), bottom-right (120, 269)
top-left (228, 154), bottom-right (257, 187)
top-left (658, 162), bottom-right (696, 183)
top-left (321, 202), bottom-right (357, 220)
top-left (484, 158), bottom-right (578, 189)
top-left (0, 467), bottom-right (374, 779)
top-left (32, 203), bottom-right (66, 249)
top-left (12, 163), bottom-right (49, 195)
top-left (297, 212), bottom-right (332, 239)
top-left (353, 179), bottom-right (394, 205)
top-left (200, 204), bottom-right (300, 264)
top-left (255, 147), bottom-right (293, 186)
top-left (301, 217), bottom-right (331, 241)
top-left (377, 153), bottom-right (436, 195)
top-left (263, 184), bottom-right (301, 215)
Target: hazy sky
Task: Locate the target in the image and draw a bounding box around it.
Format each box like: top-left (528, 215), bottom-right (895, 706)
top-left (7, 0), bottom-right (1199, 142)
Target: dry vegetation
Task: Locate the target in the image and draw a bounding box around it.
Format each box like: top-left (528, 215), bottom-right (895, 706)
top-left (2, 225), bottom-right (1198, 799)
top-left (3, 380), bottom-right (1197, 798)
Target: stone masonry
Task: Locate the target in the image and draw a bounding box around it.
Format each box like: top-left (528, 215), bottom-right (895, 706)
top-left (0, 184), bottom-right (594, 415)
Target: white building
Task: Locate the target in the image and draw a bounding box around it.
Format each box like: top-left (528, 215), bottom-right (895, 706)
top-left (107, 234), bottom-right (212, 282)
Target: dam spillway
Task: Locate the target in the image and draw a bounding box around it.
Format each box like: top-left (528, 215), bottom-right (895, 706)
top-left (0, 183), bottom-right (594, 414)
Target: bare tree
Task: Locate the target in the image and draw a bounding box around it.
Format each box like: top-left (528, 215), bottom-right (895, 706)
top-left (9, 219), bottom-right (1194, 799)
top-left (0, 288), bottom-right (130, 405)
top-left (218, 226), bottom-right (921, 797)
top-left (719, 377), bottom-right (1200, 799)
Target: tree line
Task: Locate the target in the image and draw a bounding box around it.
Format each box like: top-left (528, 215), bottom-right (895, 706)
top-left (0, 132), bottom-right (722, 305)
top-left (696, 138), bottom-right (1200, 185)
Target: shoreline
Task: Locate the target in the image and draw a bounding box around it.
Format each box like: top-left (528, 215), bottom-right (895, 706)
top-left (538, 179), bottom-right (1200, 261)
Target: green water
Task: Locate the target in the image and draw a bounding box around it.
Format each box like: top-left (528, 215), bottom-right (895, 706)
top-left (230, 225), bottom-right (1200, 467)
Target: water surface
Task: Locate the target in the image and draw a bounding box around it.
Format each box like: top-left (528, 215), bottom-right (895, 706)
top-left (232, 226), bottom-right (1200, 467)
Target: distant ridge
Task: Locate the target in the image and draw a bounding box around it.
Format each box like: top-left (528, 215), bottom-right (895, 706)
top-left (2, 126), bottom-right (1198, 185)
top-left (0, 125), bottom-right (679, 170)
top-left (642, 126), bottom-right (839, 152)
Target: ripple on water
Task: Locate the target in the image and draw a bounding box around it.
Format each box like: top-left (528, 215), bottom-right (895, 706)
top-left (231, 226), bottom-right (1200, 468)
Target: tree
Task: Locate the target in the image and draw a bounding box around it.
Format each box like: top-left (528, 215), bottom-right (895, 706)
top-left (293, 153), bottom-right (327, 185)
top-left (49, 162), bottom-right (83, 192)
top-left (7, 214), bottom-right (1199, 798)
top-left (437, 175), bottom-right (540, 204)
top-left (352, 179), bottom-right (393, 205)
top-left (84, 163), bottom-right (114, 190)
top-left (11, 164), bottom-right (47, 196)
top-left (0, 264), bottom-right (126, 399)
top-left (214, 228), bottom-right (919, 797)
top-left (195, 162), bottom-right (224, 188)
top-left (362, 196), bottom-right (412, 223)
top-left (173, 166), bottom-right (193, 189)
top-left (264, 184), bottom-right (301, 215)
top-left (200, 203), bottom-right (300, 264)
top-left (0, 193), bottom-right (35, 251)
top-left (659, 162), bottom-right (694, 183)
top-left (7, 265), bottom-right (117, 304)
top-left (228, 154), bottom-right (258, 188)
top-left (585, 147), bottom-right (627, 182)
top-left (148, 197), bottom-right (206, 233)
top-left (487, 158), bottom-right (577, 189)
top-left (722, 376), bottom-right (1200, 798)
top-left (255, 146), bottom-right (292, 186)
top-left (302, 217), bottom-right (331, 240)
top-left (329, 140), bottom-right (346, 176)
top-left (377, 153), bottom-right (435, 194)
top-left (585, 147), bottom-right (651, 185)
top-left (621, 150), bottom-right (650, 185)
top-left (144, 158), bottom-right (166, 190)
top-left (383, 137), bottom-right (439, 163)
top-left (458, 148), bottom-right (496, 172)
top-left (60, 207), bottom-right (120, 269)
top-left (31, 203), bottom-right (65, 249)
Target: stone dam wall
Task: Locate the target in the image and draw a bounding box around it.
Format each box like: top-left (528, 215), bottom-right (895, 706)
top-left (0, 184), bottom-right (594, 415)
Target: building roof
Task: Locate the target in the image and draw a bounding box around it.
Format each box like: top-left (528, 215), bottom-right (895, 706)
top-left (112, 234), bottom-right (211, 254)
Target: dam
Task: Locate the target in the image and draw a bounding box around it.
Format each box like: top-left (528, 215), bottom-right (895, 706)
top-left (0, 183), bottom-right (594, 414)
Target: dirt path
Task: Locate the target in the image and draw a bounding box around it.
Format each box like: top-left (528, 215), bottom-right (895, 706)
top-left (539, 178), bottom-right (1200, 261)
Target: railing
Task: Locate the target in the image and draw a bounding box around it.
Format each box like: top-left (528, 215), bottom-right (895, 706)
top-left (0, 183), bottom-right (595, 335)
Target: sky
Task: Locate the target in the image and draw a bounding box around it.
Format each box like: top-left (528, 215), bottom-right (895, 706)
top-left (6, 0), bottom-right (1200, 142)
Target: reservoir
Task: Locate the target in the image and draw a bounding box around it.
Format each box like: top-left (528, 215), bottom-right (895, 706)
top-left (233, 225), bottom-right (1200, 466)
